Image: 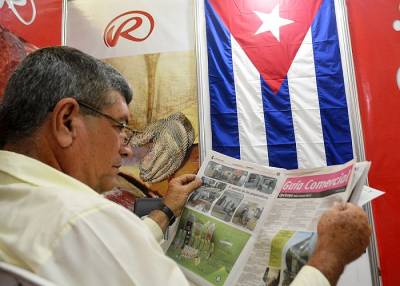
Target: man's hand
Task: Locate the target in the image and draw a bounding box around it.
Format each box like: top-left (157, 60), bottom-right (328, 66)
top-left (308, 202), bottom-right (371, 285)
top-left (148, 174), bottom-right (202, 231)
top-left (163, 174), bottom-right (203, 216)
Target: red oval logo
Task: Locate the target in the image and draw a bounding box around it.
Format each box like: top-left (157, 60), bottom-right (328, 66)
top-left (103, 10), bottom-right (155, 48)
top-left (0, 0), bottom-right (37, 25)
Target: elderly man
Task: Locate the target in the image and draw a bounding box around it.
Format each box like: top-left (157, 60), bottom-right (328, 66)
top-left (0, 46), bottom-right (370, 286)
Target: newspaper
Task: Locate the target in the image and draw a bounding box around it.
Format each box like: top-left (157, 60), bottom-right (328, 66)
top-left (165, 151), bottom-right (372, 286)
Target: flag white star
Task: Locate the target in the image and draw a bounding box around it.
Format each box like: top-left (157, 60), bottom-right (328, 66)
top-left (254, 4), bottom-right (294, 41)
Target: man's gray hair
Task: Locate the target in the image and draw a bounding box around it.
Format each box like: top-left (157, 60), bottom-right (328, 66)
top-left (0, 46), bottom-right (133, 146)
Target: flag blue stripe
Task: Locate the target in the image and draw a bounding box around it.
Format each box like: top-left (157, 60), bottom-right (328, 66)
top-left (205, 0), bottom-right (241, 159)
top-left (311, 0), bottom-right (354, 165)
top-left (261, 78), bottom-right (299, 169)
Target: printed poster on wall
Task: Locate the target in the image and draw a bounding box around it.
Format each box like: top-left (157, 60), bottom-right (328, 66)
top-left (66, 0), bottom-right (199, 195)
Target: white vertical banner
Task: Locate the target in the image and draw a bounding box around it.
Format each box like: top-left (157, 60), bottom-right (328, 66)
top-left (66, 0), bottom-right (194, 58)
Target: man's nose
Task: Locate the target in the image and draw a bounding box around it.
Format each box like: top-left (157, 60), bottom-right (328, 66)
top-left (120, 143), bottom-right (134, 158)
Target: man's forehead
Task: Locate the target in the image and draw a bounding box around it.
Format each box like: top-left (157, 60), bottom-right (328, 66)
top-left (104, 91), bottom-right (131, 120)
top-left (104, 90), bottom-right (126, 104)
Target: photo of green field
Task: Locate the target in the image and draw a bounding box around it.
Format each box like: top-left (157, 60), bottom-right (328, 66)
top-left (167, 209), bottom-right (251, 286)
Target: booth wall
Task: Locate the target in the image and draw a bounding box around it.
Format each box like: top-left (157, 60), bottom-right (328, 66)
top-left (346, 1), bottom-right (400, 285)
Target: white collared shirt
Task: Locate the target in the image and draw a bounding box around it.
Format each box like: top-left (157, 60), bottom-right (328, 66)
top-left (0, 150), bottom-right (188, 286)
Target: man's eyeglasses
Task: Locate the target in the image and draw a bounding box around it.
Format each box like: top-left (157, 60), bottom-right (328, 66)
top-left (77, 100), bottom-right (137, 146)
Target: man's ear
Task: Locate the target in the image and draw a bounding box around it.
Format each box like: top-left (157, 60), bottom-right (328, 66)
top-left (51, 98), bottom-right (81, 148)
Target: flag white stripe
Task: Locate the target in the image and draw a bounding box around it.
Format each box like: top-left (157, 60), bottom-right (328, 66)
top-left (231, 35), bottom-right (269, 165)
top-left (288, 29), bottom-right (327, 168)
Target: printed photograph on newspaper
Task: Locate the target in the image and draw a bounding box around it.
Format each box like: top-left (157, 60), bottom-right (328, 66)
top-left (262, 230), bottom-right (317, 286)
top-left (166, 209), bottom-right (251, 286)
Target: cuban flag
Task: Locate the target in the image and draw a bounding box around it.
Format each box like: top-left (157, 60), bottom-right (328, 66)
top-left (206, 0), bottom-right (353, 169)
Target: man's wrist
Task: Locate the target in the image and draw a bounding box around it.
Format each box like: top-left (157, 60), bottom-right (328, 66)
top-left (148, 210), bottom-right (170, 232)
top-left (308, 248), bottom-right (345, 285)
top-left (157, 203), bottom-right (176, 226)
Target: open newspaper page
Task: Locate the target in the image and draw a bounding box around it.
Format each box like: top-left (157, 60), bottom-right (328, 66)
top-left (166, 151), bottom-right (285, 286)
top-left (166, 151), bottom-right (370, 286)
top-left (237, 160), bottom-right (370, 286)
